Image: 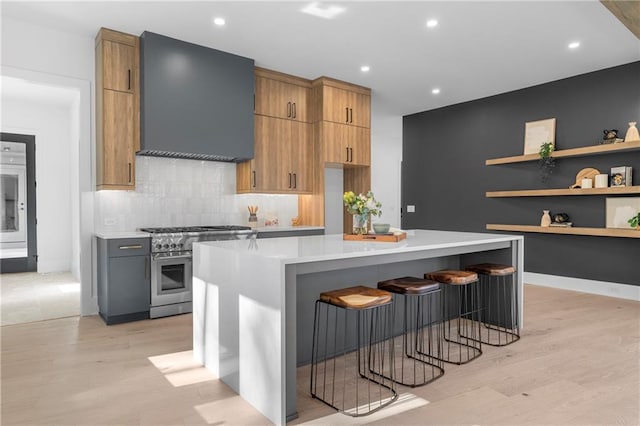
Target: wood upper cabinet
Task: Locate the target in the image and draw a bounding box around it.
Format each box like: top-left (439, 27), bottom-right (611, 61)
top-left (287, 120), bottom-right (311, 192)
top-left (321, 84), bottom-right (371, 128)
top-left (101, 90), bottom-right (135, 186)
top-left (236, 115), bottom-right (311, 193)
top-left (96, 28), bottom-right (139, 190)
top-left (321, 121), bottom-right (370, 166)
top-left (254, 68), bottom-right (311, 122)
top-left (102, 40), bottom-right (136, 93)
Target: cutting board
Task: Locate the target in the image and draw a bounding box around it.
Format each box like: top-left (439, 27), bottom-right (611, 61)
top-left (569, 167), bottom-right (601, 188)
top-left (343, 232), bottom-right (407, 242)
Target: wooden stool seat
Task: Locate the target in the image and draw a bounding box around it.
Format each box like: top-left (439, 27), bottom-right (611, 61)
top-left (425, 270), bottom-right (478, 285)
top-left (320, 286), bottom-right (392, 309)
top-left (465, 263), bottom-right (515, 276)
top-left (377, 276), bottom-right (440, 295)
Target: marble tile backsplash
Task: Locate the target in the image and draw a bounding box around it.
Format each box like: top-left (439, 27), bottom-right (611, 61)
top-left (95, 156), bottom-right (298, 233)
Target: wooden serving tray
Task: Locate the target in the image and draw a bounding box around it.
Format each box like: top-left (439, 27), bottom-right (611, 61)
top-left (343, 232), bottom-right (407, 242)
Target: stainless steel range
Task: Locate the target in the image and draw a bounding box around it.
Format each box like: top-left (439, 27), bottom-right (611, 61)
top-left (139, 225), bottom-right (255, 318)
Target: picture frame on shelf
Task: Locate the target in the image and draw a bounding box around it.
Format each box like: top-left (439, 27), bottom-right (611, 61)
top-left (610, 166), bottom-right (632, 187)
top-left (605, 197), bottom-right (640, 229)
top-left (524, 118), bottom-right (556, 155)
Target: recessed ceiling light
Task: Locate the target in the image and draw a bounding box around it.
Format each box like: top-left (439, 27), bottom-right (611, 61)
top-left (361, 65), bottom-right (370, 72)
top-left (301, 2), bottom-right (346, 19)
top-left (568, 41), bottom-right (580, 49)
top-left (213, 17), bottom-right (226, 26)
top-left (432, 88), bottom-right (440, 94)
top-left (426, 19), bottom-right (438, 28)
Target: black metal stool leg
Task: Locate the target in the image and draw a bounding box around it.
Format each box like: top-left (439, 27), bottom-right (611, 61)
top-left (310, 292), bottom-right (397, 417)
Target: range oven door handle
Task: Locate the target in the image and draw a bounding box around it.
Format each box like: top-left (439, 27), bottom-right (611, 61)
top-left (152, 253), bottom-right (192, 261)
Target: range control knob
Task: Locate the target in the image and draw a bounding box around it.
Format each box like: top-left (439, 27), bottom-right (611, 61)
top-left (178, 243), bottom-right (184, 248)
top-left (170, 243), bottom-right (176, 249)
top-left (163, 244), bottom-right (169, 249)
top-left (156, 244), bottom-right (162, 250)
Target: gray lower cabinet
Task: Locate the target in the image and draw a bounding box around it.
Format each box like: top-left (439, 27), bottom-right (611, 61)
top-left (97, 237), bottom-right (150, 325)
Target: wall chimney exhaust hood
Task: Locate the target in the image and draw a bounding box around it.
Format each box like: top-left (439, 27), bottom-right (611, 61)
top-left (139, 31), bottom-right (255, 162)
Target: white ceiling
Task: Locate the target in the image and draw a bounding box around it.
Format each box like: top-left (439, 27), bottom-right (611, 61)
top-left (2, 1), bottom-right (639, 116)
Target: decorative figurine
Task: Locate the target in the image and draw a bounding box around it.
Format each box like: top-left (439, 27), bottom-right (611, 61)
top-left (600, 129), bottom-right (624, 144)
top-left (553, 213), bottom-right (570, 223)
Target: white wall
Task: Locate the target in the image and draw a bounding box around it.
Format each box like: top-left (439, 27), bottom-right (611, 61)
top-left (1, 98), bottom-right (74, 273)
top-left (1, 15), bottom-right (95, 313)
top-left (1, 17), bottom-right (94, 81)
top-left (370, 98), bottom-right (403, 228)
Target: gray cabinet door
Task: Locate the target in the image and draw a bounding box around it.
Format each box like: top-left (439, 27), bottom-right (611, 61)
top-left (97, 236), bottom-right (150, 324)
top-left (108, 255), bottom-right (150, 316)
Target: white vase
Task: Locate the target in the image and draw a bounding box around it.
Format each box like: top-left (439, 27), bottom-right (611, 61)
top-left (624, 121), bottom-right (640, 142)
top-left (540, 210), bottom-right (552, 227)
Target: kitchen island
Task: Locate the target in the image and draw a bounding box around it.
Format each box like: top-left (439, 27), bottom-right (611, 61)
top-left (192, 229), bottom-right (524, 425)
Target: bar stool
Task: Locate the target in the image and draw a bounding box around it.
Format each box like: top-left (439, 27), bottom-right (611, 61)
top-left (310, 285), bottom-right (398, 416)
top-left (465, 263), bottom-right (520, 346)
top-left (376, 276), bottom-right (445, 387)
top-left (424, 270), bottom-right (482, 365)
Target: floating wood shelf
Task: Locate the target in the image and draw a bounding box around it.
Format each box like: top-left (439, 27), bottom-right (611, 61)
top-left (485, 141), bottom-right (640, 165)
top-left (486, 186), bottom-right (640, 198)
top-left (486, 224), bottom-right (640, 238)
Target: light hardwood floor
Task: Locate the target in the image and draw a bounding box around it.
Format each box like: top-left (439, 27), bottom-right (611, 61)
top-left (1, 285), bottom-right (638, 425)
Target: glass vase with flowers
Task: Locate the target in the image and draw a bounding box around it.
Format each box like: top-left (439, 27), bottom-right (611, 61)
top-left (343, 191), bottom-right (382, 234)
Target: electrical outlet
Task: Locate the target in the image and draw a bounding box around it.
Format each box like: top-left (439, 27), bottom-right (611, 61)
top-left (407, 205), bottom-right (416, 213)
top-left (104, 218), bottom-right (116, 226)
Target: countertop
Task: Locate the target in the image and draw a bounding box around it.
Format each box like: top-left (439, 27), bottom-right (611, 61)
top-left (255, 225), bottom-right (324, 233)
top-left (95, 231), bottom-right (150, 239)
top-left (195, 229), bottom-right (523, 265)
top-left (95, 226), bottom-right (323, 240)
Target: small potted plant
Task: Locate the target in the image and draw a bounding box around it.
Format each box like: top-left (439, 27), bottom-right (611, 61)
top-left (628, 212), bottom-right (640, 230)
top-left (539, 142), bottom-right (555, 183)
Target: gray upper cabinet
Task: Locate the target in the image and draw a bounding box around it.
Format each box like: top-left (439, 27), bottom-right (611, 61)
top-left (139, 31), bottom-right (255, 162)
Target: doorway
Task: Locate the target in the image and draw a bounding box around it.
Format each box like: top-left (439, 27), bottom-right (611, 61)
top-left (1, 133), bottom-right (37, 272)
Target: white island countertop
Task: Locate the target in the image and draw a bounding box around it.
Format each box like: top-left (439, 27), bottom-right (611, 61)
top-left (193, 229), bottom-right (524, 425)
top-left (196, 229), bottom-right (521, 265)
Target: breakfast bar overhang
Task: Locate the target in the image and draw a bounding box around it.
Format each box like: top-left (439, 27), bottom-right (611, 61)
top-left (192, 230), bottom-right (524, 425)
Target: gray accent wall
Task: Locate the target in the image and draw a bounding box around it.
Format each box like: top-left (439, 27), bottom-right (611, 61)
top-left (402, 62), bottom-right (640, 286)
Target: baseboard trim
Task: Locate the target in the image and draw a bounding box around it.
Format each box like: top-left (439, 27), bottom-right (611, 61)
top-left (524, 272), bottom-right (640, 301)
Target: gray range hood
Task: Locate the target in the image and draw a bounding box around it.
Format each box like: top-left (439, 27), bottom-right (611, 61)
top-left (139, 31), bottom-right (255, 162)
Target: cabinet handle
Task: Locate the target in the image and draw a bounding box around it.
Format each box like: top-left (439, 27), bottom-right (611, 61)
top-left (346, 107), bottom-right (349, 123)
top-left (292, 102), bottom-right (296, 119)
top-left (346, 147), bottom-right (349, 162)
top-left (145, 257), bottom-right (149, 279)
top-left (119, 245), bottom-right (143, 250)
top-left (350, 147), bottom-right (354, 162)
top-left (350, 108), bottom-right (353, 123)
top-left (288, 172), bottom-right (292, 188)
top-left (293, 173), bottom-right (297, 189)
top-left (287, 102), bottom-right (291, 118)
top-left (128, 69), bottom-right (131, 90)
top-left (252, 170), bottom-right (256, 188)
top-left (128, 162), bottom-right (132, 183)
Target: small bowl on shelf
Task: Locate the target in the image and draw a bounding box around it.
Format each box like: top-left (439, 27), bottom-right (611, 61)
top-left (372, 223), bottom-right (391, 234)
